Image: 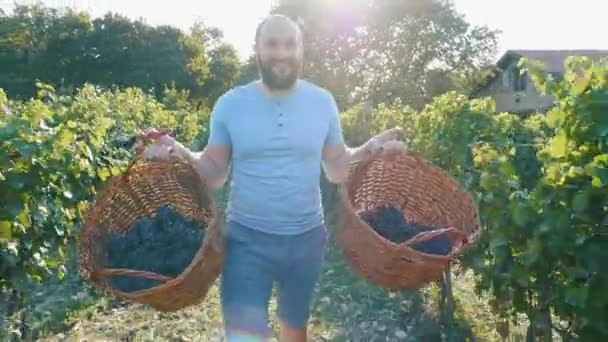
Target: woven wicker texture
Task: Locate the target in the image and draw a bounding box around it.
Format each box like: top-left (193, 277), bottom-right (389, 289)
top-left (337, 153), bottom-right (479, 290)
top-left (77, 155), bottom-right (224, 312)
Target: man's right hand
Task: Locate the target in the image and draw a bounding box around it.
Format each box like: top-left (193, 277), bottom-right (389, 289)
top-left (142, 142), bottom-right (174, 160)
top-left (139, 131), bottom-right (188, 161)
top-left (138, 130), bottom-right (231, 189)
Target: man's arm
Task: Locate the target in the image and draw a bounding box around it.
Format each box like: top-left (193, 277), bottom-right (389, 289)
top-left (322, 143), bottom-right (372, 184)
top-left (183, 94), bottom-right (232, 189)
top-left (322, 130), bottom-right (406, 184)
top-left (153, 94), bottom-right (232, 189)
top-left (320, 95), bottom-right (373, 184)
top-left (172, 144), bottom-right (230, 189)
top-left (320, 96), bottom-right (404, 184)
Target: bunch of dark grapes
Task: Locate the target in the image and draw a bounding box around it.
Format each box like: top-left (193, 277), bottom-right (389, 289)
top-left (360, 204), bottom-right (452, 255)
top-left (105, 205), bottom-right (206, 292)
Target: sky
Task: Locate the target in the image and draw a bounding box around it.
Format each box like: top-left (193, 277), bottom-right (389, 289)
top-left (2, 0), bottom-right (607, 62)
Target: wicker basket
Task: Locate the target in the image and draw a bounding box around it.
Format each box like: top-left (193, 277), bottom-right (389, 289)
top-left (336, 153), bottom-right (480, 290)
top-left (77, 153), bottom-right (224, 312)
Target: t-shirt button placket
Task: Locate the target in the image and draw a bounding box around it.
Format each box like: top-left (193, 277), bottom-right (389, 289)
top-left (277, 112), bottom-right (287, 138)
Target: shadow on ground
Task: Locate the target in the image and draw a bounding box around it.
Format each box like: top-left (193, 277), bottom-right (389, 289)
top-left (308, 231), bottom-right (481, 342)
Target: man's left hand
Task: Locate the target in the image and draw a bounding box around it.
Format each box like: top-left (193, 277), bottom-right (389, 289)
top-left (366, 127), bottom-right (408, 160)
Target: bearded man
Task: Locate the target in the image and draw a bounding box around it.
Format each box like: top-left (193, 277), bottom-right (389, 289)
top-left (143, 14), bottom-right (407, 342)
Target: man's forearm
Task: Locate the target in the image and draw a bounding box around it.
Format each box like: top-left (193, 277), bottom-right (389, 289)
top-left (322, 142), bottom-right (372, 184)
top-left (173, 145), bottom-right (229, 189)
top-left (187, 152), bottom-right (229, 189)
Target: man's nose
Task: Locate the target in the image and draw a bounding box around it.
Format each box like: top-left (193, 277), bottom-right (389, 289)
top-left (274, 44), bottom-right (293, 59)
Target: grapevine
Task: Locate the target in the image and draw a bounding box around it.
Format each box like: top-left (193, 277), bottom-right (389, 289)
top-left (0, 83), bottom-right (205, 329)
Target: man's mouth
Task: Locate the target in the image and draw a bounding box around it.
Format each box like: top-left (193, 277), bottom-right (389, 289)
top-left (272, 61), bottom-right (292, 74)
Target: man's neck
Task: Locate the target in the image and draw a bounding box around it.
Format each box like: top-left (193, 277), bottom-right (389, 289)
top-left (259, 79), bottom-right (298, 97)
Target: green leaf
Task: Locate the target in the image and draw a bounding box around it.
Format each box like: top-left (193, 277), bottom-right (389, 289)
top-left (546, 163), bottom-right (563, 182)
top-left (38, 205), bottom-right (49, 217)
top-left (17, 206), bottom-right (30, 228)
top-left (572, 76), bottom-right (590, 95)
top-left (3, 253), bottom-right (18, 270)
top-left (14, 141), bottom-right (35, 159)
top-left (565, 285), bottom-right (589, 308)
top-left (56, 128), bottom-right (74, 150)
top-left (7, 200), bottom-right (25, 218)
top-left (10, 271), bottom-right (29, 291)
top-left (7, 173), bottom-right (26, 190)
top-left (46, 258), bottom-right (59, 268)
top-left (572, 190), bottom-right (591, 214)
top-left (63, 190), bottom-right (73, 199)
top-left (546, 109), bottom-right (565, 128)
top-left (490, 235), bottom-right (509, 249)
top-left (58, 265), bottom-right (66, 280)
top-left (97, 168), bottom-right (111, 181)
top-left (499, 160), bottom-right (517, 177)
top-left (523, 239), bottom-right (542, 266)
top-left (480, 172), bottom-right (500, 191)
top-left (539, 223), bottom-right (552, 233)
top-left (0, 221), bottom-right (11, 241)
top-left (110, 165), bottom-right (123, 175)
top-left (78, 142), bottom-right (93, 161)
top-left (58, 247), bottom-right (65, 261)
top-left (592, 167), bottom-right (608, 187)
top-left (6, 241), bottom-right (18, 255)
top-left (513, 202), bottom-right (532, 226)
top-left (595, 116), bottom-right (608, 137)
top-left (550, 134), bottom-right (568, 158)
top-left (568, 166), bottom-right (585, 178)
top-left (511, 266), bottom-right (530, 287)
top-left (576, 236), bottom-right (587, 246)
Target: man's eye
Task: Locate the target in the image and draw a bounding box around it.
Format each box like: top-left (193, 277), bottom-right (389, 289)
top-left (265, 40), bottom-right (278, 48)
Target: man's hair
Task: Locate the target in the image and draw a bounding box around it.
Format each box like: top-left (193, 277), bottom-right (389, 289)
top-left (254, 14), bottom-right (303, 46)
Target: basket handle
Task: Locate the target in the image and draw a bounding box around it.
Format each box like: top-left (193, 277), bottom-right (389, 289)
top-left (122, 130), bottom-right (172, 176)
top-left (402, 227), bottom-right (466, 247)
top-left (97, 267), bottom-right (173, 282)
top-left (133, 130), bottom-right (172, 155)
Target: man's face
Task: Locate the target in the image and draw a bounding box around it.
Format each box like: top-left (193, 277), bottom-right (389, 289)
top-left (256, 19), bottom-right (302, 90)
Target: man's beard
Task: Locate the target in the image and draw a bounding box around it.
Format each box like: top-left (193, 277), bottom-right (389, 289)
top-left (257, 57), bottom-right (301, 90)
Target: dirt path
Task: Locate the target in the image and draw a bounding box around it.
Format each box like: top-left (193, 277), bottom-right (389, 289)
top-left (38, 247), bottom-right (445, 342)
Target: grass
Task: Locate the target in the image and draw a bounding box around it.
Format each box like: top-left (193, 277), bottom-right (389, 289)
top-left (435, 267), bottom-right (529, 341)
top-left (33, 238), bottom-right (443, 342)
top-left (10, 244), bottom-right (103, 340)
top-left (308, 242), bottom-right (442, 342)
top-left (11, 212), bottom-right (529, 341)
top-left (27, 248), bottom-right (526, 342)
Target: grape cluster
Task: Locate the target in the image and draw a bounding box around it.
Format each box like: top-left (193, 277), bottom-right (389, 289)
top-left (360, 204), bottom-right (453, 255)
top-left (105, 205), bottom-right (206, 292)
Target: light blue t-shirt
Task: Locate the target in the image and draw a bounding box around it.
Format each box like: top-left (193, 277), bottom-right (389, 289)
top-left (207, 79), bottom-right (345, 235)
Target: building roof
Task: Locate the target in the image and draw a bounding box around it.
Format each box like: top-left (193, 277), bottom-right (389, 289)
top-left (471, 49), bottom-right (608, 95)
top-left (497, 49), bottom-right (608, 73)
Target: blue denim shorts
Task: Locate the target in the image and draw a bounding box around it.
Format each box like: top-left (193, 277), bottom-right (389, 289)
top-left (220, 220), bottom-right (328, 340)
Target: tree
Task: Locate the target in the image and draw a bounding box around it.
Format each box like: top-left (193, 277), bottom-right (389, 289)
top-left (234, 54), bottom-right (260, 87)
top-left (188, 24), bottom-right (241, 106)
top-left (0, 5), bottom-right (239, 105)
top-left (272, 0), bottom-right (499, 109)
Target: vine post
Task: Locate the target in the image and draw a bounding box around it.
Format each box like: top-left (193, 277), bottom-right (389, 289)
top-left (439, 263), bottom-right (456, 340)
